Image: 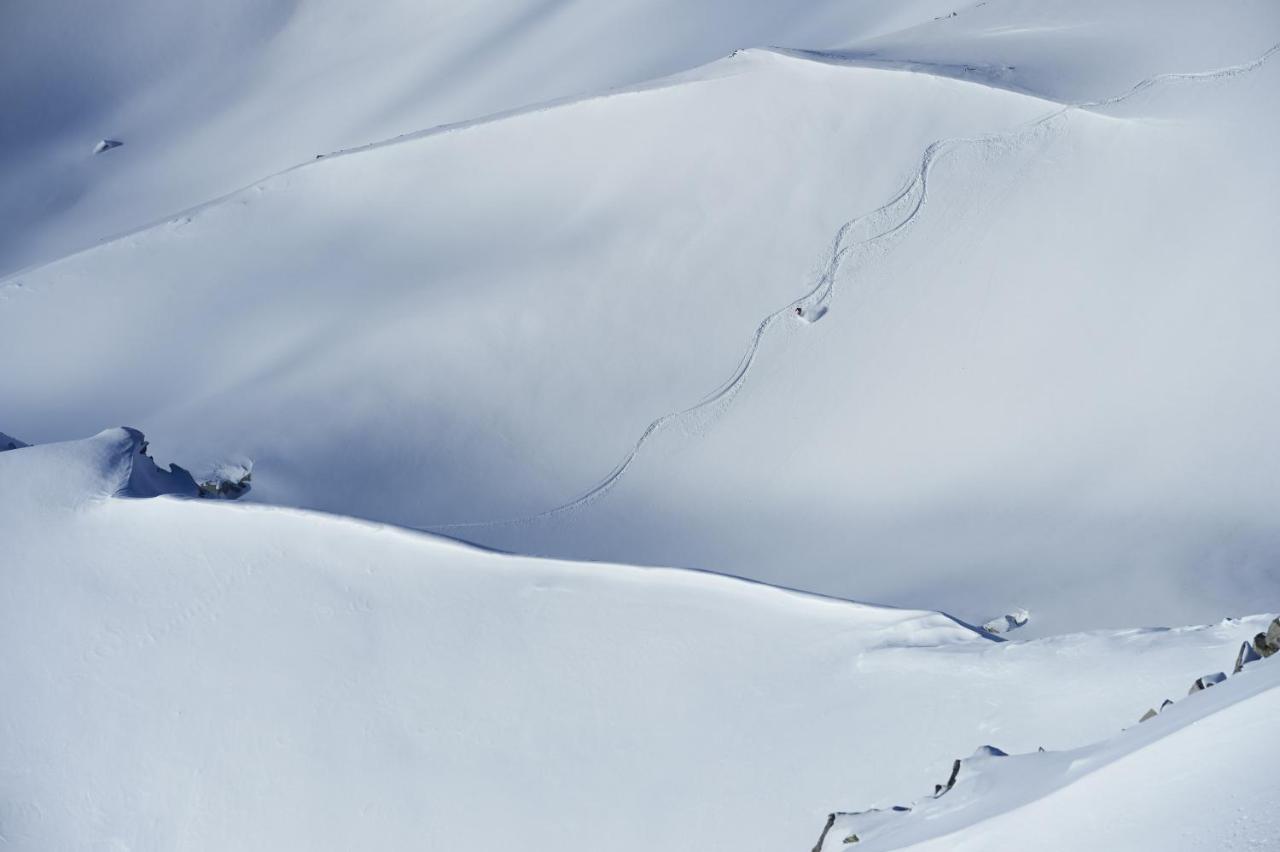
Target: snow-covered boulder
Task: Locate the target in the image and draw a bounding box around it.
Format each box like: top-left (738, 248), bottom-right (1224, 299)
top-left (198, 460), bottom-right (253, 500)
top-left (1255, 618), bottom-right (1280, 658)
top-left (982, 608), bottom-right (1030, 634)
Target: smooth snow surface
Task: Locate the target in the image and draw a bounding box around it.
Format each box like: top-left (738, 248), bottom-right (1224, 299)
top-left (4, 1), bottom-right (1277, 632)
top-left (0, 432), bottom-right (1272, 851)
top-left (4, 3), bottom-right (1280, 848)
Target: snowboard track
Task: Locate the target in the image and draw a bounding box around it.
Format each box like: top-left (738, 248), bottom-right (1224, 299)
top-left (430, 41), bottom-right (1280, 532)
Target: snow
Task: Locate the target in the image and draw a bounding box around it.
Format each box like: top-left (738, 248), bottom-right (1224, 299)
top-left (0, 0), bottom-right (972, 276)
top-left (0, 431), bottom-right (1273, 851)
top-left (817, 655), bottom-right (1280, 851)
top-left (6, 7), bottom-right (1278, 631)
top-left (3, 0), bottom-right (1279, 848)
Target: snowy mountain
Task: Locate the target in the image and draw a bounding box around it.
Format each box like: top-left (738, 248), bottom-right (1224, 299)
top-left (4, 1), bottom-right (1278, 633)
top-left (3, 0), bottom-right (1279, 849)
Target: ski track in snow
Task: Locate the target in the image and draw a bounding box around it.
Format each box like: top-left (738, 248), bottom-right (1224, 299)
top-left (430, 41), bottom-right (1280, 532)
top-left (3, 41), bottom-right (1274, 533)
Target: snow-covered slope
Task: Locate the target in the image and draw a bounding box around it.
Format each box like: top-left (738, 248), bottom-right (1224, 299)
top-left (6, 3), bottom-right (1279, 848)
top-left (468, 39), bottom-right (1280, 634)
top-left (815, 654), bottom-right (1280, 851)
top-left (0, 0), bottom-right (965, 277)
top-left (0, 430), bottom-right (1270, 851)
top-left (4, 1), bottom-right (1278, 632)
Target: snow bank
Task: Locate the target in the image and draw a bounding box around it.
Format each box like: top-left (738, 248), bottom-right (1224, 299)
top-left (815, 656), bottom-right (1280, 850)
top-left (0, 430), bottom-right (1272, 851)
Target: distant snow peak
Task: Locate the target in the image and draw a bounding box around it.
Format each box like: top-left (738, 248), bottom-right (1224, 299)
top-left (92, 139), bottom-right (123, 155)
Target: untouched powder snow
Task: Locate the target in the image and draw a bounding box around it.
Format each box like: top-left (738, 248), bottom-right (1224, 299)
top-left (0, 430), bottom-right (1272, 851)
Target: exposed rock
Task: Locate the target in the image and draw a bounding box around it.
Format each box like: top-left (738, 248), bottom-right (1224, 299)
top-left (0, 431), bottom-right (28, 452)
top-left (1139, 707), bottom-right (1158, 722)
top-left (93, 139), bottom-right (123, 154)
top-left (1235, 640), bottom-right (1263, 673)
top-left (812, 813), bottom-right (836, 852)
top-left (197, 460), bottom-right (253, 500)
top-left (934, 758), bottom-right (962, 797)
top-left (1187, 671), bottom-right (1227, 695)
top-left (1160, 699), bottom-right (1174, 711)
top-left (982, 608), bottom-right (1030, 634)
top-left (1251, 619), bottom-right (1280, 659)
top-left (199, 471), bottom-right (252, 500)
top-left (1267, 618), bottom-right (1280, 655)
top-left (821, 748), bottom-right (1005, 848)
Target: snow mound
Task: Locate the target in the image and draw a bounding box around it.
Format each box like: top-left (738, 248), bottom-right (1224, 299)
top-left (1, 430), bottom-right (1273, 851)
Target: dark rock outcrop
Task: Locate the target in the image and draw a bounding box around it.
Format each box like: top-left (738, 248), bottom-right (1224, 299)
top-left (1187, 671), bottom-right (1227, 695)
top-left (1253, 619), bottom-right (1280, 659)
top-left (812, 812), bottom-right (837, 852)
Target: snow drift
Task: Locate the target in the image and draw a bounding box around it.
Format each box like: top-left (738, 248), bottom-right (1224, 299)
top-left (0, 430), bottom-right (1272, 851)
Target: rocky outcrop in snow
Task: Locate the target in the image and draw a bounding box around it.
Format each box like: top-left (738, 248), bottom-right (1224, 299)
top-left (982, 608), bottom-right (1029, 634)
top-left (1251, 618), bottom-right (1280, 659)
top-left (1188, 671), bottom-right (1227, 695)
top-left (198, 461), bottom-right (253, 499)
top-left (813, 746), bottom-right (1010, 849)
top-left (1140, 623), bottom-right (1277, 721)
